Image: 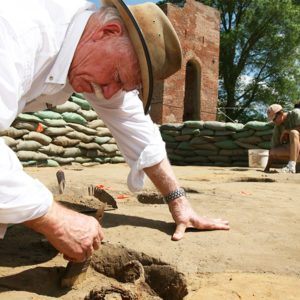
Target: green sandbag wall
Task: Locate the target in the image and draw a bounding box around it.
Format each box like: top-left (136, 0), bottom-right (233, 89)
top-left (0, 92), bottom-right (274, 168)
top-left (159, 120), bottom-right (274, 167)
top-left (0, 93), bottom-right (125, 167)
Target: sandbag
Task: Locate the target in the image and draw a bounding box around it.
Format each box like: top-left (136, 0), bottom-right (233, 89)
top-left (232, 129), bottom-right (255, 139)
top-left (50, 157), bottom-right (74, 164)
top-left (160, 123), bottom-right (184, 131)
top-left (82, 162), bottom-right (100, 167)
top-left (204, 121), bottom-right (226, 131)
top-left (23, 132), bottom-right (52, 145)
top-left (192, 143), bottom-right (219, 150)
top-left (61, 112), bottom-right (88, 125)
top-left (66, 131), bottom-right (94, 143)
top-left (168, 153), bottom-right (184, 161)
top-left (200, 135), bottom-right (228, 143)
top-left (183, 121), bottom-right (204, 129)
top-left (94, 136), bottom-right (111, 145)
top-left (94, 157), bottom-right (111, 163)
top-left (2, 136), bottom-right (18, 147)
top-left (174, 135), bottom-right (192, 142)
top-left (174, 149), bottom-right (196, 156)
top-left (12, 120), bottom-right (40, 131)
top-left (181, 128), bottom-right (200, 136)
top-left (52, 136), bottom-right (80, 147)
top-left (177, 141), bottom-right (195, 150)
top-left (225, 122), bottom-right (244, 131)
top-left (16, 140), bottom-right (42, 151)
top-left (70, 96), bottom-right (92, 110)
top-left (21, 160), bottom-right (38, 167)
top-left (86, 149), bottom-right (106, 158)
top-left (43, 126), bottom-right (73, 136)
top-left (67, 123), bottom-right (97, 135)
top-left (78, 142), bottom-right (101, 150)
top-left (161, 130), bottom-right (181, 137)
top-left (184, 156), bottom-right (209, 163)
top-left (110, 156), bottom-right (125, 163)
top-left (161, 134), bottom-right (175, 143)
top-left (53, 101), bottom-right (80, 113)
top-left (236, 136), bottom-right (263, 145)
top-left (95, 127), bottom-right (112, 137)
top-left (88, 119), bottom-right (105, 129)
top-left (34, 110), bottom-right (62, 120)
top-left (234, 140), bottom-right (259, 149)
top-left (244, 121), bottom-right (274, 131)
top-left (35, 159), bottom-right (60, 167)
top-left (39, 144), bottom-right (65, 155)
top-left (254, 128), bottom-right (274, 136)
top-left (214, 140), bottom-right (239, 149)
top-left (198, 129), bottom-right (214, 136)
top-left (99, 144), bottom-right (119, 153)
top-left (194, 149), bottom-right (218, 156)
top-left (43, 118), bottom-right (67, 127)
top-left (165, 142), bottom-right (178, 149)
top-left (0, 127), bottom-right (29, 138)
top-left (17, 151), bottom-right (48, 161)
top-left (63, 147), bottom-right (86, 158)
top-left (74, 157), bottom-right (92, 163)
top-left (215, 130), bottom-right (235, 136)
top-left (77, 109), bottom-right (98, 121)
top-left (258, 141), bottom-right (271, 149)
top-left (17, 113), bottom-right (43, 123)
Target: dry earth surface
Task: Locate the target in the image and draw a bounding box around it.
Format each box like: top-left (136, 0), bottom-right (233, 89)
top-left (0, 163), bottom-right (299, 299)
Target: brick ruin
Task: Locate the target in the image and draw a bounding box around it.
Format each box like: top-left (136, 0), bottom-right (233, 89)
top-left (150, 0), bottom-right (220, 124)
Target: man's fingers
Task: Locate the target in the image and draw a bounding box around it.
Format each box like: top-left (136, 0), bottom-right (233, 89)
top-left (172, 223), bottom-right (186, 241)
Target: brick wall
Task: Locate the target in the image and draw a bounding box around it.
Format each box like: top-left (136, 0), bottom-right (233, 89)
top-left (150, 0), bottom-right (220, 124)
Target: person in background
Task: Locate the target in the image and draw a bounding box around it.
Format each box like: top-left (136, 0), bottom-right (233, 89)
top-left (0, 0), bottom-right (229, 263)
top-left (264, 104), bottom-right (300, 173)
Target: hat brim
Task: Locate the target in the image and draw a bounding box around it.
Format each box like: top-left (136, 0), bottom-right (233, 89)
top-left (100, 0), bottom-right (153, 114)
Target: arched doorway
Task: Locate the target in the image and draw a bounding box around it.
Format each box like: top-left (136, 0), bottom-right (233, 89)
top-left (183, 60), bottom-right (201, 121)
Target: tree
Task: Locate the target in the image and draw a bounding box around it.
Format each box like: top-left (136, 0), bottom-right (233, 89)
top-left (157, 0), bottom-right (300, 122)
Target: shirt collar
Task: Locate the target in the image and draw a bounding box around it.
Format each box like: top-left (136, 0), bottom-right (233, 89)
top-left (45, 9), bottom-right (95, 85)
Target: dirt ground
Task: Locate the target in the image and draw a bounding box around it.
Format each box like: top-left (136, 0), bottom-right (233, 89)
top-left (0, 163), bottom-right (300, 299)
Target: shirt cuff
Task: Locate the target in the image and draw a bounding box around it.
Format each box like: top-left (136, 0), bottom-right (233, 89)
top-left (127, 142), bottom-right (167, 192)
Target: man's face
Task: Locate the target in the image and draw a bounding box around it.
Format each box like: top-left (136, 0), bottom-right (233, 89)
top-left (68, 34), bottom-right (141, 100)
top-left (272, 111), bottom-right (283, 125)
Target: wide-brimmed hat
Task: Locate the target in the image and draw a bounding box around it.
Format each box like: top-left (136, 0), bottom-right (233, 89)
top-left (267, 104), bottom-right (283, 122)
top-left (100, 0), bottom-right (182, 114)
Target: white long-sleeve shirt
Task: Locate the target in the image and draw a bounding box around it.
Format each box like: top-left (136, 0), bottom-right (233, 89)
top-left (0, 0), bottom-right (166, 237)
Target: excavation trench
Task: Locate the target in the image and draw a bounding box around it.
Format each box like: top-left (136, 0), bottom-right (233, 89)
top-left (88, 242), bottom-right (188, 300)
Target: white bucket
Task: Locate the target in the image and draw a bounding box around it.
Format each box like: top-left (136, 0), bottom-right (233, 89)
top-left (248, 149), bottom-right (269, 168)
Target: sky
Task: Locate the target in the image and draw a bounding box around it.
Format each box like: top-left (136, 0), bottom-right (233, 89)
top-left (88, 0), bottom-right (157, 6)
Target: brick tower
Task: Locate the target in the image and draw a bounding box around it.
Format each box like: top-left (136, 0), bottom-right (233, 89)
top-left (150, 0), bottom-right (220, 124)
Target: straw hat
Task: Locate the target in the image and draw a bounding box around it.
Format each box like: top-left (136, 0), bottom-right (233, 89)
top-left (100, 0), bottom-right (182, 114)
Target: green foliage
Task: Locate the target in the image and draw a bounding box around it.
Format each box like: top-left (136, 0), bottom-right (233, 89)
top-left (158, 0), bottom-right (300, 122)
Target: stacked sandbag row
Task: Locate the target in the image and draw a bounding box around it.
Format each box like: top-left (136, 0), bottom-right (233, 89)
top-left (160, 120), bottom-right (274, 167)
top-left (0, 93), bottom-right (125, 167)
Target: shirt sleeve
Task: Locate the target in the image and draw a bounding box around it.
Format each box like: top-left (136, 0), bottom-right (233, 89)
top-left (84, 90), bottom-right (167, 192)
top-left (0, 138), bottom-right (53, 238)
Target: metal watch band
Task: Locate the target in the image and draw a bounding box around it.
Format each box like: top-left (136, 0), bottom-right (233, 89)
top-left (164, 188), bottom-right (185, 204)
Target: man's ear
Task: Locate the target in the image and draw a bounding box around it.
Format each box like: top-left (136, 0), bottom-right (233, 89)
top-left (92, 22), bottom-right (123, 40)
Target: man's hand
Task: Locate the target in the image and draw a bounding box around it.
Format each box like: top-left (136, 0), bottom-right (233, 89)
top-left (280, 130), bottom-right (289, 144)
top-left (24, 201), bottom-right (103, 262)
top-left (168, 196), bottom-right (230, 241)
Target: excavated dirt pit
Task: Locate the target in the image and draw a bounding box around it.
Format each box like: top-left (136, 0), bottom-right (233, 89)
top-left (2, 164), bottom-right (300, 300)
